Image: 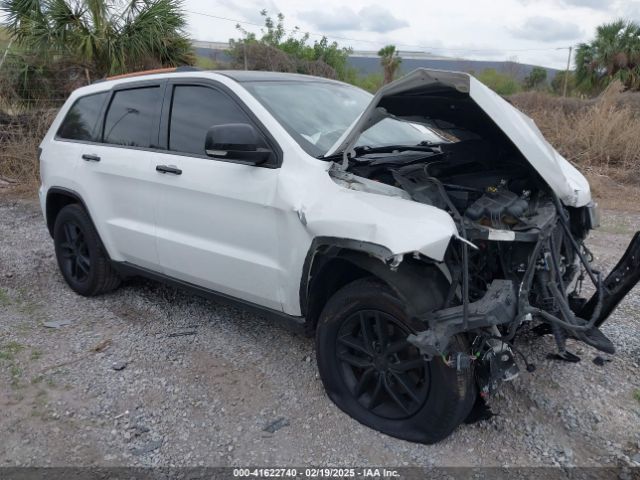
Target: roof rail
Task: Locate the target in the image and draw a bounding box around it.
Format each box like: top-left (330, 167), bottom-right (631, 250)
top-left (92, 66), bottom-right (201, 84)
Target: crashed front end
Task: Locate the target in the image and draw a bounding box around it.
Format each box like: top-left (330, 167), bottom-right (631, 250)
top-left (407, 201), bottom-right (640, 396)
top-left (326, 68), bottom-right (640, 397)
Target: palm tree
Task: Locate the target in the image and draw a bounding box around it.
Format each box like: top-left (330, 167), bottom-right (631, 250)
top-left (575, 19), bottom-right (640, 93)
top-left (378, 45), bottom-right (401, 85)
top-left (1, 0), bottom-right (194, 81)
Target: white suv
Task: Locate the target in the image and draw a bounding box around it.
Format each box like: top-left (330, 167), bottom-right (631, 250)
top-left (39, 67), bottom-right (639, 444)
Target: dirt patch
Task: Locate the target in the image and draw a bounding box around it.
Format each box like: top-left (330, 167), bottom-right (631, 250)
top-left (0, 195), bottom-right (639, 467)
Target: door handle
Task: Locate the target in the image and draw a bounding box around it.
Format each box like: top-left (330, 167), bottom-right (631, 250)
top-left (81, 153), bottom-right (101, 162)
top-left (156, 165), bottom-right (182, 175)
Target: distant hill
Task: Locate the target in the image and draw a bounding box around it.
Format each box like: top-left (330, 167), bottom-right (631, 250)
top-left (349, 56), bottom-right (559, 81)
top-left (192, 41), bottom-right (560, 81)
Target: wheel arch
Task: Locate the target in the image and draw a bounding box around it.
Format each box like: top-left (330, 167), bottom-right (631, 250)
top-left (300, 237), bottom-right (450, 333)
top-left (45, 187), bottom-right (93, 238)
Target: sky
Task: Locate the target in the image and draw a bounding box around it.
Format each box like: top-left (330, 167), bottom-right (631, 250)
top-left (184, 0), bottom-right (640, 69)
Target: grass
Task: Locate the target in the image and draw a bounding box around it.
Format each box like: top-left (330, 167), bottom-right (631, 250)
top-left (634, 389), bottom-right (640, 404)
top-left (9, 287), bottom-right (45, 319)
top-left (0, 287), bottom-right (11, 306)
top-left (0, 108), bottom-right (55, 187)
top-left (509, 82), bottom-right (640, 188)
top-left (585, 173), bottom-right (640, 212)
top-left (10, 364), bottom-right (22, 386)
top-left (194, 55), bottom-right (218, 69)
top-left (0, 342), bottom-right (45, 389)
top-left (0, 341), bottom-right (25, 388)
top-left (0, 287), bottom-right (45, 322)
top-left (0, 340), bottom-right (24, 360)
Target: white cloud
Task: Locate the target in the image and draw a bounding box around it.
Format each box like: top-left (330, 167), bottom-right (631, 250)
top-left (215, 0), bottom-right (281, 24)
top-left (298, 8), bottom-right (358, 31)
top-left (359, 5), bottom-right (409, 33)
top-left (561, 0), bottom-right (614, 10)
top-left (619, 0), bottom-right (640, 21)
top-left (299, 5), bottom-right (408, 33)
top-left (511, 16), bottom-right (583, 41)
top-left (515, 0), bottom-right (615, 9)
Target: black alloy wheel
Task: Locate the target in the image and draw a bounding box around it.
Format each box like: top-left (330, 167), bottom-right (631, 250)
top-left (58, 221), bottom-right (91, 283)
top-left (336, 309), bottom-right (429, 419)
top-left (53, 204), bottom-right (121, 296)
top-left (316, 276), bottom-right (477, 444)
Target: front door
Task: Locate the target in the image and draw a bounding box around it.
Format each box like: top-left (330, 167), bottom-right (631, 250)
top-left (151, 83), bottom-right (284, 310)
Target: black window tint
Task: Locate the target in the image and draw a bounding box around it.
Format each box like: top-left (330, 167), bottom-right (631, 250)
top-left (57, 92), bottom-right (108, 141)
top-left (104, 87), bottom-right (160, 148)
top-left (169, 85), bottom-right (263, 155)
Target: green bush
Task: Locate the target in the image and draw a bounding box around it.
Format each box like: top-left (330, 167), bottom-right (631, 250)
top-left (476, 69), bottom-right (522, 95)
top-left (353, 73), bottom-right (384, 93)
top-left (229, 11), bottom-right (352, 81)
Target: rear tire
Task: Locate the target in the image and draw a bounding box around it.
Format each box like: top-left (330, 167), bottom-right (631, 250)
top-left (53, 204), bottom-right (120, 296)
top-left (316, 277), bottom-right (476, 444)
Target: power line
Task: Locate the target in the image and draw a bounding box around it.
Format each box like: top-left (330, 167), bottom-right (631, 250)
top-left (185, 9), bottom-right (572, 55)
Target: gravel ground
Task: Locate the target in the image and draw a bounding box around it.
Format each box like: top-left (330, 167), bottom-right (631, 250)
top-left (0, 194), bottom-right (639, 468)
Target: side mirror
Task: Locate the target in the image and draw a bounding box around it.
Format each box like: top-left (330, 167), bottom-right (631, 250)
top-left (205, 123), bottom-right (272, 166)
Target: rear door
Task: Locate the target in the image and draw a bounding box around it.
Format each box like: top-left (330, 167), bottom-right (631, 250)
top-left (48, 91), bottom-right (110, 198)
top-left (72, 81), bottom-right (164, 269)
top-left (151, 81), bottom-right (284, 310)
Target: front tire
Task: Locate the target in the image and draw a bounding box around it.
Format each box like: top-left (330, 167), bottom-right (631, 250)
top-left (316, 277), bottom-right (475, 444)
top-left (53, 204), bottom-right (121, 296)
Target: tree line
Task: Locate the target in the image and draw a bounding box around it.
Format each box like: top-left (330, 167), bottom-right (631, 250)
top-left (0, 1), bottom-right (638, 106)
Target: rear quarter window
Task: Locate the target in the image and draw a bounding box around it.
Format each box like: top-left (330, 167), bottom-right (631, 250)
top-left (57, 92), bottom-right (108, 141)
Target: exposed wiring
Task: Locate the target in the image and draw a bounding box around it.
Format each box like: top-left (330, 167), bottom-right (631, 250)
top-left (425, 175), bottom-right (470, 331)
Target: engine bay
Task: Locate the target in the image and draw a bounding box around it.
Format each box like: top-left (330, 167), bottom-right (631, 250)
top-left (340, 139), bottom-right (556, 238)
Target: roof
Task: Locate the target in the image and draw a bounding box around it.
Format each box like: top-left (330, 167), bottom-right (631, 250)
top-left (94, 67), bottom-right (344, 85)
top-left (216, 70), bottom-right (344, 84)
top-left (94, 66), bottom-right (200, 83)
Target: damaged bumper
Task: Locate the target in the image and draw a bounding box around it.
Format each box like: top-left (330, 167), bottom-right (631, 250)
top-left (408, 230), bottom-right (640, 368)
top-left (407, 280), bottom-right (517, 358)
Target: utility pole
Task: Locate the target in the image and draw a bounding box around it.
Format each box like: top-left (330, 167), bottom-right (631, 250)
top-left (243, 42), bottom-right (248, 70)
top-left (562, 45), bottom-right (573, 97)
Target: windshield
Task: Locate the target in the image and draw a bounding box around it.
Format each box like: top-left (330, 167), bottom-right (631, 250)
top-left (243, 80), bottom-right (444, 157)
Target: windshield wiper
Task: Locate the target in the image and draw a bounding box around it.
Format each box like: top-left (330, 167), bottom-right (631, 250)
top-left (353, 143), bottom-right (441, 155)
top-left (318, 142), bottom-right (441, 161)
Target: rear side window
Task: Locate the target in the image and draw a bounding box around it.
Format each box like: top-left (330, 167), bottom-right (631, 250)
top-left (103, 87), bottom-right (160, 148)
top-left (169, 85), bottom-right (265, 155)
top-left (57, 92), bottom-right (108, 141)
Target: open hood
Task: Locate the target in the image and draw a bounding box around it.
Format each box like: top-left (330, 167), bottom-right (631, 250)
top-left (325, 68), bottom-right (591, 207)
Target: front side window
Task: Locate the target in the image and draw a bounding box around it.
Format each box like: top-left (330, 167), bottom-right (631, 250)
top-left (168, 85), bottom-right (264, 155)
top-left (103, 87), bottom-right (160, 148)
top-left (57, 92), bottom-right (108, 141)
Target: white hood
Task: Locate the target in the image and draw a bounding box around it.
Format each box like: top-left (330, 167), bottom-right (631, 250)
top-left (325, 68), bottom-right (591, 208)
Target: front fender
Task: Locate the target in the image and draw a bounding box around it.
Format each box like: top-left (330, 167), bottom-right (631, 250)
top-left (302, 189), bottom-right (457, 262)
